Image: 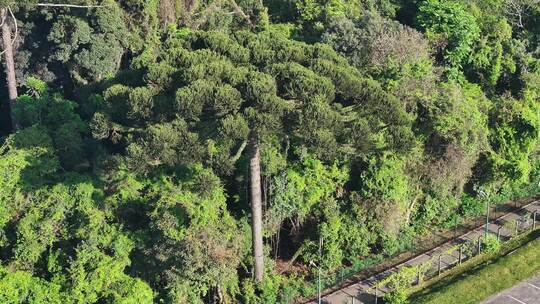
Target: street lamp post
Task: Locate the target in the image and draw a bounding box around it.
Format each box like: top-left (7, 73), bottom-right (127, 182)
top-left (475, 187), bottom-right (489, 238)
top-left (318, 236), bottom-right (323, 304)
top-left (318, 264), bottom-right (321, 304)
top-left (485, 199), bottom-right (490, 238)
top-left (309, 260), bottom-right (321, 304)
top-left (309, 261), bottom-right (322, 304)
top-left (310, 236), bottom-right (324, 304)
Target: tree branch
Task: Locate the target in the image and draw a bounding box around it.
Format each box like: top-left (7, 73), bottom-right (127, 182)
top-left (231, 140), bottom-right (248, 163)
top-left (191, 0), bottom-right (255, 30)
top-left (227, 0), bottom-right (254, 29)
top-left (8, 7), bottom-right (17, 45)
top-left (33, 3), bottom-right (107, 8)
top-left (0, 7), bottom-right (17, 56)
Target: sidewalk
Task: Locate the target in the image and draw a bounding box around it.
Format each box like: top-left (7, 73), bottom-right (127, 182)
top-left (317, 200), bottom-right (540, 304)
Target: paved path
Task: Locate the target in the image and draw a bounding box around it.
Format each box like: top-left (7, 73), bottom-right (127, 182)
top-left (481, 275), bottom-right (540, 304)
top-left (318, 201), bottom-right (540, 304)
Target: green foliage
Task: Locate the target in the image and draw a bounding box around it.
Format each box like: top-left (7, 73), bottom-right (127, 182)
top-left (412, 82), bottom-right (492, 228)
top-left (296, 0), bottom-right (347, 33)
top-left (48, 16), bottom-right (93, 63)
top-left (324, 14), bottom-right (430, 83)
top-left (488, 94), bottom-right (540, 183)
top-left (0, 0), bottom-right (36, 9)
top-left (338, 205), bottom-right (373, 260)
top-left (459, 194), bottom-right (485, 217)
top-left (12, 0), bottom-right (143, 88)
top-left (4, 1), bottom-right (540, 302)
top-left (125, 119), bottom-right (203, 172)
top-left (101, 166), bottom-right (248, 302)
top-left (267, 157), bottom-right (348, 230)
top-left (13, 78), bottom-right (87, 170)
top-left (240, 271), bottom-right (306, 304)
top-left (381, 266), bottom-right (417, 304)
top-left (481, 234), bottom-right (501, 254)
top-left (417, 0), bottom-right (481, 77)
top-left (68, 245), bottom-right (153, 303)
top-left (0, 270), bottom-right (63, 304)
top-left (0, 126), bottom-right (59, 193)
top-left (91, 28), bottom-right (415, 182)
top-left (429, 83), bottom-right (490, 154)
top-left (0, 147), bottom-right (153, 303)
top-left (360, 153), bottom-right (416, 236)
top-left (466, 11), bottom-right (513, 89)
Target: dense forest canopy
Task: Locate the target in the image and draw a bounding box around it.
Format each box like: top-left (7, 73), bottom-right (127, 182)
top-left (1, 0), bottom-right (540, 303)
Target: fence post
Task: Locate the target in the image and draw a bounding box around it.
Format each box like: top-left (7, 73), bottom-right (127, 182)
top-left (497, 226), bottom-right (502, 241)
top-left (438, 255), bottom-right (442, 276)
top-left (351, 296), bottom-right (355, 304)
top-left (515, 219), bottom-right (519, 236)
top-left (417, 268), bottom-right (421, 285)
top-left (374, 286), bottom-right (378, 304)
top-left (477, 236), bottom-right (482, 255)
top-left (459, 246), bottom-right (463, 264)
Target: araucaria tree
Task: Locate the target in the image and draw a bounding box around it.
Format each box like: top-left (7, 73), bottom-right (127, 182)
top-left (90, 28), bottom-right (413, 285)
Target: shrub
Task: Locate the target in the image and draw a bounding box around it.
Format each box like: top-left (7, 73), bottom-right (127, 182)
top-left (482, 234), bottom-right (502, 254)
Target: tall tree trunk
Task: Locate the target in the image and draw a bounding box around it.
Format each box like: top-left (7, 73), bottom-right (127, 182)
top-left (1, 8), bottom-right (18, 131)
top-left (249, 133), bottom-right (264, 282)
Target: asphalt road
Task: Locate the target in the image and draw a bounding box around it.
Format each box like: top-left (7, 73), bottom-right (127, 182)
top-left (481, 275), bottom-right (540, 304)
